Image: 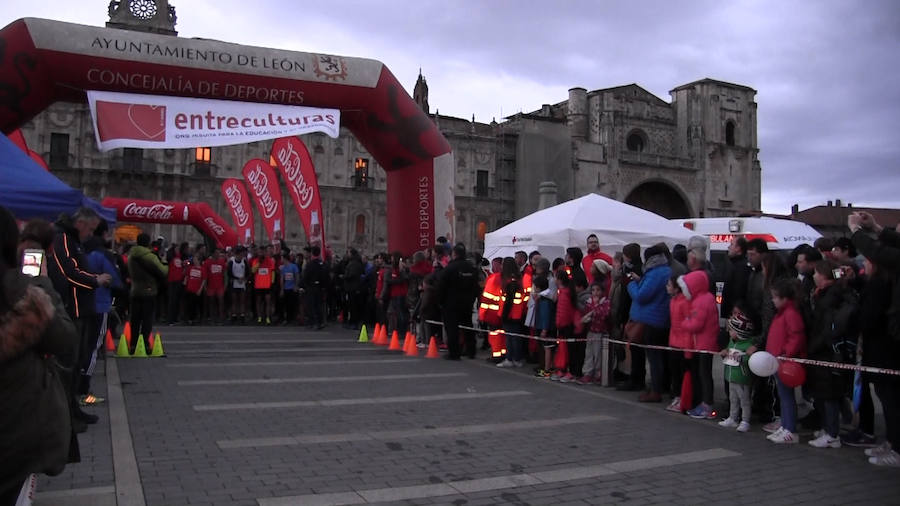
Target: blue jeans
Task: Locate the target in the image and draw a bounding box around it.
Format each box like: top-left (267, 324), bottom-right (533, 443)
top-left (503, 322), bottom-right (525, 362)
top-left (775, 376), bottom-right (797, 432)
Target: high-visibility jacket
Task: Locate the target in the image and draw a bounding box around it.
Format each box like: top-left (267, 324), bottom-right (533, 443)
top-left (478, 273), bottom-right (504, 326)
top-left (502, 279), bottom-right (528, 321)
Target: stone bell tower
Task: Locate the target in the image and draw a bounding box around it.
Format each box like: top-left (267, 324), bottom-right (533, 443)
top-left (107, 0), bottom-right (178, 36)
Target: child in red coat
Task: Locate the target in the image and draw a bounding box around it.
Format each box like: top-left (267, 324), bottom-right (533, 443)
top-left (679, 270), bottom-right (719, 420)
top-left (765, 278), bottom-right (807, 444)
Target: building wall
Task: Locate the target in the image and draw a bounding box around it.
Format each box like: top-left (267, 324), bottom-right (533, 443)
top-left (20, 77), bottom-right (762, 256)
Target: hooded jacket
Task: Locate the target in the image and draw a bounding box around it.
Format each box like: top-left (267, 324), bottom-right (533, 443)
top-left (627, 254), bottom-right (671, 329)
top-left (1, 270), bottom-right (78, 485)
top-left (765, 299), bottom-right (806, 358)
top-left (678, 270), bottom-right (719, 352)
top-left (668, 292), bottom-right (692, 349)
top-left (127, 245), bottom-right (168, 297)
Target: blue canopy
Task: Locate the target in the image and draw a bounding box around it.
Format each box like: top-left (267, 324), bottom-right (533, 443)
top-left (0, 133), bottom-right (116, 224)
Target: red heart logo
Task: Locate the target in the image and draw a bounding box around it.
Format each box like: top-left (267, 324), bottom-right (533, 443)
top-left (127, 104), bottom-right (166, 140)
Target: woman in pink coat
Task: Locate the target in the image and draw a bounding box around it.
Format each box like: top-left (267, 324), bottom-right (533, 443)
top-left (678, 270), bottom-right (719, 419)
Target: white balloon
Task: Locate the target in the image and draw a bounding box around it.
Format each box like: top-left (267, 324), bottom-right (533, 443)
top-left (748, 351), bottom-right (779, 377)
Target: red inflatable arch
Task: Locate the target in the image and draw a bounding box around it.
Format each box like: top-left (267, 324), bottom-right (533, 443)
top-left (0, 18), bottom-right (454, 254)
top-left (101, 197), bottom-right (238, 249)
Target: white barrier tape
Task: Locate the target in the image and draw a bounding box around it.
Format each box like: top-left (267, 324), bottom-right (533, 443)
top-left (423, 319), bottom-right (900, 377)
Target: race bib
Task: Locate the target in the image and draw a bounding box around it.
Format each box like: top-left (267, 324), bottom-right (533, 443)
top-left (284, 272), bottom-right (294, 281)
top-left (190, 269), bottom-right (202, 278)
top-left (259, 267), bottom-right (269, 275)
top-left (211, 265), bottom-right (223, 274)
top-left (174, 258), bottom-right (182, 268)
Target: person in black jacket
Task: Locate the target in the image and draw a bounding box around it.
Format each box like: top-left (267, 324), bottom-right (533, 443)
top-left (302, 246), bottom-right (329, 329)
top-left (47, 208), bottom-right (111, 428)
top-left (849, 211), bottom-right (900, 466)
top-left (436, 243), bottom-right (480, 360)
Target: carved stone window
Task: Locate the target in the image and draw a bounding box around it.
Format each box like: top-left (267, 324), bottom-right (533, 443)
top-left (626, 129), bottom-right (647, 152)
top-left (725, 121), bottom-right (736, 146)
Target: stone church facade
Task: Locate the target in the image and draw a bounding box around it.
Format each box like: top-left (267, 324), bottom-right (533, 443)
top-left (18, 1), bottom-right (762, 255)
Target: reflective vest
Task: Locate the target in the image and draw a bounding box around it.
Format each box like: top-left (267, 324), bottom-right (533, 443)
top-left (502, 278), bottom-right (528, 321)
top-left (478, 273), bottom-right (504, 326)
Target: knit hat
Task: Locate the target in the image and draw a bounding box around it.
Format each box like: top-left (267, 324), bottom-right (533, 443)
top-left (644, 244), bottom-right (664, 261)
top-left (728, 312), bottom-right (755, 340)
top-left (687, 235), bottom-right (709, 259)
top-left (592, 259), bottom-right (611, 275)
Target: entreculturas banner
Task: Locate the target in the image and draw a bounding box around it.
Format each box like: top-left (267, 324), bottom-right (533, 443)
top-left (87, 90), bottom-right (340, 151)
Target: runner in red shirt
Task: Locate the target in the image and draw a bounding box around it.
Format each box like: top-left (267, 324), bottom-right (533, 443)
top-left (203, 248), bottom-right (227, 324)
top-left (183, 253), bottom-right (206, 325)
top-left (582, 233), bottom-right (614, 295)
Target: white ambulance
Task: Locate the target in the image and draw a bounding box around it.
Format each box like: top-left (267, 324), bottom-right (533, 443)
top-left (671, 217), bottom-right (823, 314)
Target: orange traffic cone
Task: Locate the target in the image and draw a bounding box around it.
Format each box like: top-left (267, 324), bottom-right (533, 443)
top-left (425, 336), bottom-right (440, 358)
top-left (123, 321), bottom-right (132, 347)
top-left (105, 329), bottom-right (115, 352)
top-left (148, 333), bottom-right (155, 351)
top-left (401, 331), bottom-right (413, 352)
top-left (373, 323), bottom-right (382, 344)
top-left (405, 334), bottom-right (419, 357)
top-left (378, 324), bottom-right (389, 345)
top-left (388, 330), bottom-right (402, 351)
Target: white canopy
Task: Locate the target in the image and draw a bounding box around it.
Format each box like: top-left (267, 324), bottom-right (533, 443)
top-left (483, 193), bottom-right (697, 261)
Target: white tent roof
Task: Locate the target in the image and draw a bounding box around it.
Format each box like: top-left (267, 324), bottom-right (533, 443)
top-left (483, 193), bottom-right (697, 261)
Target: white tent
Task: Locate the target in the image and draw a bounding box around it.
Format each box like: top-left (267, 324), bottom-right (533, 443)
top-left (483, 193), bottom-right (697, 261)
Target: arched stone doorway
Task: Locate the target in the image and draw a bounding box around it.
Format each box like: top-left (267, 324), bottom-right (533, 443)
top-left (624, 181), bottom-right (692, 219)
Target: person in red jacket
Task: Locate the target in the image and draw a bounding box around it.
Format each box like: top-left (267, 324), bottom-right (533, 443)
top-left (203, 248), bottom-right (227, 324)
top-left (582, 234), bottom-right (614, 286)
top-left (666, 274), bottom-right (692, 412)
top-left (679, 270), bottom-right (719, 418)
top-left (764, 278), bottom-right (807, 444)
top-left (183, 254), bottom-right (206, 325)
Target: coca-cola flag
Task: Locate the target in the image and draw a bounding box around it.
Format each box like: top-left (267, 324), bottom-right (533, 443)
top-left (242, 159), bottom-right (285, 242)
top-left (270, 137), bottom-right (326, 248)
top-left (220, 178), bottom-right (255, 244)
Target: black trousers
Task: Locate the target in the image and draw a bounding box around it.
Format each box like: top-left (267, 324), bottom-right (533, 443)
top-left (284, 290), bottom-right (299, 323)
top-left (167, 282), bottom-right (183, 323)
top-left (306, 286), bottom-right (324, 326)
top-left (130, 295), bottom-right (156, 349)
top-left (443, 311), bottom-right (474, 359)
top-left (874, 379), bottom-right (900, 449)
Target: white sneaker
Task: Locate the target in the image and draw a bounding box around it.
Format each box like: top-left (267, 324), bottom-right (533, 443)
top-left (770, 429), bottom-right (799, 444)
top-left (718, 417), bottom-right (738, 428)
top-left (808, 433), bottom-right (842, 448)
top-left (865, 442), bottom-right (892, 457)
top-left (813, 429), bottom-right (826, 439)
top-left (665, 397), bottom-right (682, 412)
top-left (869, 449), bottom-right (900, 467)
top-left (496, 359), bottom-right (515, 368)
top-left (766, 427), bottom-right (785, 441)
top-left (762, 419), bottom-right (782, 433)
top-left (737, 421), bottom-right (751, 433)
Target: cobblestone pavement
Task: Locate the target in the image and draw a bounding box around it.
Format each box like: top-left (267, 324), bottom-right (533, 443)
top-left (37, 325), bottom-right (898, 505)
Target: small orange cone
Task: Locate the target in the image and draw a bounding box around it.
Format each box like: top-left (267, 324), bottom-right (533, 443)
top-left (405, 335), bottom-right (419, 357)
top-left (425, 336), bottom-right (440, 358)
top-left (123, 321), bottom-right (132, 347)
top-left (148, 334), bottom-right (155, 351)
top-left (388, 330), bottom-right (402, 351)
top-left (105, 329), bottom-right (115, 352)
top-left (378, 324), bottom-right (389, 345)
top-left (401, 331), bottom-right (413, 352)
top-left (372, 323), bottom-right (382, 344)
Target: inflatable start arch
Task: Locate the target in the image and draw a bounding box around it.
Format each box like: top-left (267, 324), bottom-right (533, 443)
top-left (0, 18), bottom-right (454, 254)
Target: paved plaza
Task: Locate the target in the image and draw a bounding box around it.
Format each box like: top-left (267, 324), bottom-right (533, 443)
top-left (35, 325), bottom-right (898, 506)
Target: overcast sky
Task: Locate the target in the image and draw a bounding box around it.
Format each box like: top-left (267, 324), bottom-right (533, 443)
top-left (3, 0), bottom-right (898, 214)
